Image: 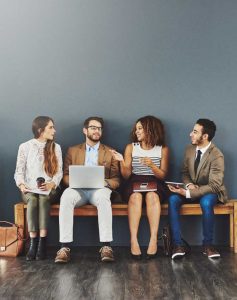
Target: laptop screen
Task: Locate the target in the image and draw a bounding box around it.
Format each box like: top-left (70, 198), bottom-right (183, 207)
top-left (69, 165), bottom-right (105, 189)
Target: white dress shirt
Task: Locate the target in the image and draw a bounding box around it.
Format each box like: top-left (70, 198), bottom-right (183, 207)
top-left (85, 142), bottom-right (100, 166)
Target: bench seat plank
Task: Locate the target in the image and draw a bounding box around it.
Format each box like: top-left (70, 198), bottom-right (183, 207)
top-left (14, 200), bottom-right (237, 253)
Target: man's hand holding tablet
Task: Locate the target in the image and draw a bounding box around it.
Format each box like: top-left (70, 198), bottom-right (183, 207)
top-left (165, 181), bottom-right (187, 197)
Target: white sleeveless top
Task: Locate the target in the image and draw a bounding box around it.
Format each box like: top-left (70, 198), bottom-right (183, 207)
top-left (132, 143), bottom-right (162, 176)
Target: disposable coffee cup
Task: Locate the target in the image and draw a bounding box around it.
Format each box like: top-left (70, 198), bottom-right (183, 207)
top-left (36, 177), bottom-right (45, 188)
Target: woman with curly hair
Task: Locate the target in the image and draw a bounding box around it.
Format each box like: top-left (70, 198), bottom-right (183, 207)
top-left (14, 116), bottom-right (63, 261)
top-left (111, 116), bottom-right (169, 259)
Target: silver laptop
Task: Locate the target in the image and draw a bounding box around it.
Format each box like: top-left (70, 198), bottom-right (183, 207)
top-left (69, 165), bottom-right (105, 188)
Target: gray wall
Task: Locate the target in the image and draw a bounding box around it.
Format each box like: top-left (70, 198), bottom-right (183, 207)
top-left (1, 0), bottom-right (237, 246)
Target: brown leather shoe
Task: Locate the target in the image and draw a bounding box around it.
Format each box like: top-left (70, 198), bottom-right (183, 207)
top-left (99, 246), bottom-right (114, 262)
top-left (171, 246), bottom-right (186, 260)
top-left (55, 247), bottom-right (71, 263)
top-left (203, 246), bottom-right (220, 258)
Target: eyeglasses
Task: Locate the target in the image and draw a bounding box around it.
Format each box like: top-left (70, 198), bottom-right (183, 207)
top-left (87, 126), bottom-right (103, 131)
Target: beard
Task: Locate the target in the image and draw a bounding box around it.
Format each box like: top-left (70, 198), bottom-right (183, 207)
top-left (86, 132), bottom-right (101, 142)
top-left (191, 135), bottom-right (203, 145)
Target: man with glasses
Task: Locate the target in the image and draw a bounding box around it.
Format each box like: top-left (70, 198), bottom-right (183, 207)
top-left (55, 117), bottom-right (120, 263)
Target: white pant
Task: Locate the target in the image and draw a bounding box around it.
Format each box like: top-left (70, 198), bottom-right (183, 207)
top-left (59, 187), bottom-right (113, 243)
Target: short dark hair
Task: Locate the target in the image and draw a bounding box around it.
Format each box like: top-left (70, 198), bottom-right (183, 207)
top-left (83, 116), bottom-right (104, 128)
top-left (196, 118), bottom-right (216, 141)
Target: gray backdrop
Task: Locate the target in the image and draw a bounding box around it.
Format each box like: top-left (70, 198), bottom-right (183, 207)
top-left (0, 0), bottom-right (236, 246)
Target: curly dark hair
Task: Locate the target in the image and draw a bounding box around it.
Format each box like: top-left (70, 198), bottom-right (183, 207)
top-left (131, 115), bottom-right (166, 147)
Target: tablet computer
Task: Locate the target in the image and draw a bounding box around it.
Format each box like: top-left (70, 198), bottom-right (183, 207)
top-left (165, 181), bottom-right (185, 189)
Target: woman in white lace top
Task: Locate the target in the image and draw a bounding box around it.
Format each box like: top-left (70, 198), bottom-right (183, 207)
top-left (14, 116), bottom-right (63, 261)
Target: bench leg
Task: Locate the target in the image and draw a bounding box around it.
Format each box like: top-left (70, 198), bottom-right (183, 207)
top-left (14, 203), bottom-right (25, 230)
top-left (14, 202), bottom-right (27, 238)
top-left (234, 202), bottom-right (237, 253)
top-left (230, 214), bottom-right (234, 248)
top-left (14, 203), bottom-right (29, 255)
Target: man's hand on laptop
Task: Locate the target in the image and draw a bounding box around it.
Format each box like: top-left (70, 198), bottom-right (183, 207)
top-left (104, 180), bottom-right (110, 188)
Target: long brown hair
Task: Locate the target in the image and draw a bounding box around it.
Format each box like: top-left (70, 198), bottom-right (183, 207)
top-left (131, 115), bottom-right (166, 147)
top-left (32, 116), bottom-right (58, 177)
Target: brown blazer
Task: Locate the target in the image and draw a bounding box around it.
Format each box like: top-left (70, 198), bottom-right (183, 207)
top-left (182, 143), bottom-right (228, 203)
top-left (63, 143), bottom-right (120, 190)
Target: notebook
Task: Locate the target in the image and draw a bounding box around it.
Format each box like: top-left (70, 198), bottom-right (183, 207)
top-left (25, 188), bottom-right (50, 195)
top-left (69, 165), bottom-right (105, 189)
top-left (133, 181), bottom-right (157, 192)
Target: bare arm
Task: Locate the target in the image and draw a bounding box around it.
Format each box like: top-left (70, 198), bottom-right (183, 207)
top-left (140, 146), bottom-right (169, 180)
top-left (110, 144), bottom-right (133, 179)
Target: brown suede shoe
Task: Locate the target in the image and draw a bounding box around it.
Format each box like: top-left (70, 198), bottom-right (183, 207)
top-left (99, 246), bottom-right (114, 262)
top-left (171, 246), bottom-right (186, 260)
top-left (55, 247), bottom-right (71, 263)
top-left (203, 246), bottom-right (220, 258)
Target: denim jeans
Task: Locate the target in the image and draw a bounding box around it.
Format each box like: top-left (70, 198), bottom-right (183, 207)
top-left (168, 193), bottom-right (218, 246)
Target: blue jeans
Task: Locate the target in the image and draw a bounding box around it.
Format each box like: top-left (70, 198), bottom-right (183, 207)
top-left (168, 193), bottom-right (218, 246)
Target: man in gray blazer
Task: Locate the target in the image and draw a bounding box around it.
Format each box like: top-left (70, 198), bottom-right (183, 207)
top-left (168, 119), bottom-right (227, 259)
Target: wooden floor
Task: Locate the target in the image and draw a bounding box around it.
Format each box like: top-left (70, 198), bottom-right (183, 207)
top-left (1, 247), bottom-right (237, 300)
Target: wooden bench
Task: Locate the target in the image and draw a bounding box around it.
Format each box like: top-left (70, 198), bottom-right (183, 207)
top-left (14, 200), bottom-right (237, 253)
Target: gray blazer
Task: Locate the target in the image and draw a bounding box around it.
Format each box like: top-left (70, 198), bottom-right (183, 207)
top-left (182, 143), bottom-right (228, 203)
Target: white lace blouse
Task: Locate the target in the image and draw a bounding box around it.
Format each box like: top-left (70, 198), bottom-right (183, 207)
top-left (14, 139), bottom-right (63, 189)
